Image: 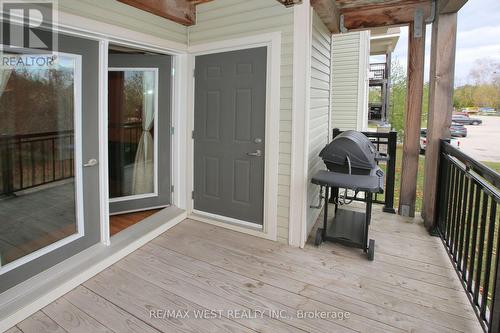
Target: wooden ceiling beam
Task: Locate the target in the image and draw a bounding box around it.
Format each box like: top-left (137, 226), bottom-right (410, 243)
top-left (311, 0), bottom-right (341, 33)
top-left (341, 1), bottom-right (432, 30)
top-left (117, 0), bottom-right (213, 26)
top-left (438, 0), bottom-right (468, 14)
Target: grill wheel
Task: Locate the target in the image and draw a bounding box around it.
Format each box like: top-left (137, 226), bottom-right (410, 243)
top-left (315, 228), bottom-right (324, 246)
top-left (368, 239), bottom-right (375, 261)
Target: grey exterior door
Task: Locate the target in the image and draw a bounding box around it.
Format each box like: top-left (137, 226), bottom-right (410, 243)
top-left (108, 54), bottom-right (171, 214)
top-left (194, 47), bottom-right (267, 225)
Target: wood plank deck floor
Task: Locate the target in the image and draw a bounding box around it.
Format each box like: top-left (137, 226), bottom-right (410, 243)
top-left (7, 207), bottom-right (484, 333)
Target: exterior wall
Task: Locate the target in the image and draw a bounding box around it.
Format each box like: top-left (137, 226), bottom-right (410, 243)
top-left (306, 10), bottom-right (331, 234)
top-left (331, 31), bottom-right (370, 131)
top-left (189, 0), bottom-right (294, 244)
top-left (58, 0), bottom-right (187, 44)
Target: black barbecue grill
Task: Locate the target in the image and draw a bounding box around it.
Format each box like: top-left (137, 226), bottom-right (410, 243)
top-left (311, 130), bottom-right (387, 260)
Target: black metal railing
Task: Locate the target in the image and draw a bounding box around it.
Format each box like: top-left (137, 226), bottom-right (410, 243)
top-left (370, 62), bottom-right (387, 81)
top-left (0, 131), bottom-right (74, 196)
top-left (332, 128), bottom-right (397, 213)
top-left (436, 140), bottom-right (500, 332)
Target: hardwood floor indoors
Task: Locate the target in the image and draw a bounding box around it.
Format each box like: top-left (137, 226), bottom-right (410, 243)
top-left (109, 209), bottom-right (162, 236)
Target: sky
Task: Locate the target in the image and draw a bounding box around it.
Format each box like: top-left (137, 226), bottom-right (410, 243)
top-left (388, 0), bottom-right (500, 86)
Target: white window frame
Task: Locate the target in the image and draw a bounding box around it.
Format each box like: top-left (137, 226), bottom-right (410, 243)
top-left (0, 51), bottom-right (85, 275)
top-left (107, 67), bottom-right (160, 203)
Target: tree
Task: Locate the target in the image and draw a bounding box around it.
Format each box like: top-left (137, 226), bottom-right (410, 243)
top-left (453, 58), bottom-right (500, 110)
top-left (388, 58), bottom-right (429, 140)
top-left (388, 59), bottom-right (407, 139)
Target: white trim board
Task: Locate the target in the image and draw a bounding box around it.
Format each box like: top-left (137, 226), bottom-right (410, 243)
top-left (186, 32), bottom-right (281, 242)
top-left (289, 3), bottom-right (312, 248)
top-left (357, 30), bottom-right (371, 132)
top-left (0, 207), bottom-right (186, 332)
top-left (98, 39), bottom-right (111, 246)
top-left (171, 54), bottom-right (189, 210)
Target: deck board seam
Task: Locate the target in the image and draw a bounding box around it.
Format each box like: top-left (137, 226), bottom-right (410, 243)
top-left (161, 227), bottom-right (475, 313)
top-left (152, 236), bottom-right (470, 332)
top-left (39, 308), bottom-right (70, 333)
top-left (83, 269), bottom-right (268, 333)
top-left (136, 245), bottom-right (378, 333)
top-left (66, 285), bottom-right (163, 333)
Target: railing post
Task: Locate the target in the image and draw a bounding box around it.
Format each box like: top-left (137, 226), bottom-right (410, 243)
top-left (490, 242), bottom-right (500, 333)
top-left (383, 131), bottom-right (397, 214)
top-left (0, 135), bottom-right (14, 195)
top-left (434, 140), bottom-right (449, 236)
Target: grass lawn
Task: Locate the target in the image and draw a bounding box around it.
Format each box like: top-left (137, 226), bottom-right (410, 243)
top-left (390, 147), bottom-right (500, 213)
top-left (484, 161), bottom-right (500, 174)
top-left (392, 145), bottom-right (426, 212)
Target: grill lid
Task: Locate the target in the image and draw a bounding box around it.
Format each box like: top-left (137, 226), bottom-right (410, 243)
top-left (320, 130), bottom-right (378, 172)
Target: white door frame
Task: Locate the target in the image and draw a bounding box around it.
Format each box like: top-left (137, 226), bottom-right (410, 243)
top-left (53, 11), bottom-right (189, 245)
top-left (289, 3), bottom-right (312, 248)
top-left (186, 32), bottom-right (281, 241)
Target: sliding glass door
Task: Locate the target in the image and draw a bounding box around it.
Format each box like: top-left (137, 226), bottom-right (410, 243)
top-left (0, 32), bottom-right (101, 292)
top-left (108, 54), bottom-right (171, 214)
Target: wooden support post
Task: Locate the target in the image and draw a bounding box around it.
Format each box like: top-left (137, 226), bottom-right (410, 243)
top-left (398, 21), bottom-right (426, 217)
top-left (422, 13), bottom-right (458, 230)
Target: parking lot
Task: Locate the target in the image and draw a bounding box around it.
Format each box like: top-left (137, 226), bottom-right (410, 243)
top-left (459, 115), bottom-right (500, 162)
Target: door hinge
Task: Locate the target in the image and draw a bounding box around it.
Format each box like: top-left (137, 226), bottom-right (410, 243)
top-left (193, 68), bottom-right (196, 78)
top-left (191, 191), bottom-right (195, 200)
top-left (171, 126), bottom-right (175, 135)
top-left (171, 185), bottom-right (175, 193)
top-left (192, 130), bottom-right (195, 139)
top-left (171, 67), bottom-right (175, 77)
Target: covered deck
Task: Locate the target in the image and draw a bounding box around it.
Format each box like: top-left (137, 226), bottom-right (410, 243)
top-left (9, 208), bottom-right (482, 333)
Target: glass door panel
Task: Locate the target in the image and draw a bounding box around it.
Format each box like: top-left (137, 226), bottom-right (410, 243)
top-left (0, 53), bottom-right (81, 266)
top-left (107, 53), bottom-right (171, 215)
top-left (108, 69), bottom-right (158, 200)
top-left (0, 32), bottom-right (101, 293)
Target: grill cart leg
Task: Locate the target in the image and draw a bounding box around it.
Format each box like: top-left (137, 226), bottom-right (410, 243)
top-left (315, 228), bottom-right (323, 246)
top-left (315, 186), bottom-right (328, 246)
top-left (333, 187), bottom-right (339, 213)
top-left (365, 192), bottom-right (375, 260)
top-left (368, 239), bottom-right (375, 261)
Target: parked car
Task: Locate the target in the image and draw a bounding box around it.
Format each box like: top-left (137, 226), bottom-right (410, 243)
top-left (453, 111), bottom-right (469, 118)
top-left (420, 129), bottom-right (460, 154)
top-left (479, 107), bottom-right (496, 113)
top-left (452, 115), bottom-right (482, 125)
top-left (450, 122), bottom-right (467, 137)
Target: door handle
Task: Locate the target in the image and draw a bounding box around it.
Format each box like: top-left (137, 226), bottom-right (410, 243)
top-left (84, 158), bottom-right (98, 167)
top-left (247, 150), bottom-right (262, 157)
